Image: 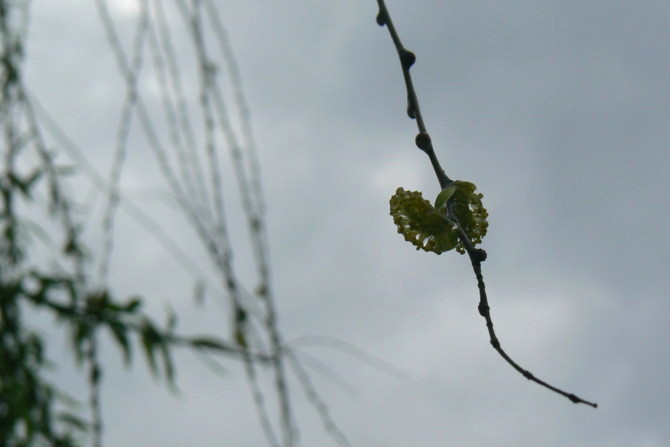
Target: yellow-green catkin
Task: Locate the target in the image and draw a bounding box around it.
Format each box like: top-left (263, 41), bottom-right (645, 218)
top-left (389, 182), bottom-right (488, 254)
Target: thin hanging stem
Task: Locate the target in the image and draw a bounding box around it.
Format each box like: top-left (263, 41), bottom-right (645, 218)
top-left (376, 0), bottom-right (597, 408)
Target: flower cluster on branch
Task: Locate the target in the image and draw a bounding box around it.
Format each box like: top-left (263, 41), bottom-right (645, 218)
top-left (389, 181), bottom-right (488, 255)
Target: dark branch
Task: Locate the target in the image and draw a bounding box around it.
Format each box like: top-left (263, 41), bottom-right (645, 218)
top-left (376, 0), bottom-right (597, 408)
top-left (376, 0), bottom-right (451, 190)
top-left (465, 245), bottom-right (598, 408)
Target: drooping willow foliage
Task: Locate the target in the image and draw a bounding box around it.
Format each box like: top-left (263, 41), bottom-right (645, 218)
top-left (0, 1), bottom-right (349, 446)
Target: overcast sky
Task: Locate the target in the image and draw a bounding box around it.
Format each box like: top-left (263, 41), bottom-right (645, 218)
top-left (22, 1), bottom-right (670, 446)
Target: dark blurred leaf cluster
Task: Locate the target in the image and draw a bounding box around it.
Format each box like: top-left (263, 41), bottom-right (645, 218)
top-left (0, 148), bottom-right (233, 446)
top-left (0, 156), bottom-right (234, 445)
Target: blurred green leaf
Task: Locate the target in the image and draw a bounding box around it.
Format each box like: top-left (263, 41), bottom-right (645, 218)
top-left (71, 320), bottom-right (91, 363)
top-left (124, 296), bottom-right (142, 313)
top-left (160, 342), bottom-right (176, 390)
top-left (190, 336), bottom-right (232, 352)
top-left (108, 321), bottom-right (132, 366)
top-left (140, 321), bottom-right (161, 377)
top-left (57, 412), bottom-right (90, 431)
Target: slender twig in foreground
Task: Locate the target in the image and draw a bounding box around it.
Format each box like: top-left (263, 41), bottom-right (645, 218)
top-left (376, 0), bottom-right (597, 408)
top-left (286, 350), bottom-right (352, 447)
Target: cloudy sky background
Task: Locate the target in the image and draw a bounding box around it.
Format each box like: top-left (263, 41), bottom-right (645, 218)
top-left (21, 0), bottom-right (669, 446)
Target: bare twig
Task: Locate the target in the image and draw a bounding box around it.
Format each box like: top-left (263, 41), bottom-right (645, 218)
top-left (376, 0), bottom-right (597, 408)
top-left (375, 0), bottom-right (451, 190)
top-left (286, 350), bottom-right (352, 447)
top-left (99, 0), bottom-right (150, 284)
top-left (290, 335), bottom-right (410, 381)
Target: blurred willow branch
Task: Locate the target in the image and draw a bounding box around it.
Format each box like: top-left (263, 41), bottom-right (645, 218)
top-left (375, 0), bottom-right (597, 408)
top-left (2, 1), bottom-right (350, 447)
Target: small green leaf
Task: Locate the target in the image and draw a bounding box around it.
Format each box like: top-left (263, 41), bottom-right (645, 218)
top-left (234, 329), bottom-right (247, 349)
top-left (140, 322), bottom-right (161, 376)
top-left (108, 321), bottom-right (132, 365)
top-left (57, 412), bottom-right (90, 431)
top-left (123, 297), bottom-right (142, 313)
top-left (71, 320), bottom-right (91, 363)
top-left (190, 336), bottom-right (232, 352)
top-left (434, 185), bottom-right (456, 210)
top-left (160, 342), bottom-right (177, 390)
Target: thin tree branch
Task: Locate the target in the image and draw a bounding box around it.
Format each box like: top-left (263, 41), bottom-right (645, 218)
top-left (286, 350), bottom-right (352, 447)
top-left (464, 240), bottom-right (598, 408)
top-left (375, 0), bottom-right (451, 190)
top-left (289, 335), bottom-right (410, 381)
top-left (376, 0), bottom-right (597, 408)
